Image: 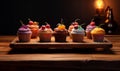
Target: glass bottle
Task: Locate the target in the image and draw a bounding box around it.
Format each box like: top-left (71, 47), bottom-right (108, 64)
top-left (104, 6), bottom-right (117, 34)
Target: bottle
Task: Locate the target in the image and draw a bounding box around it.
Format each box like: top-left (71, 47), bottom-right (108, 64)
top-left (104, 6), bottom-right (117, 34)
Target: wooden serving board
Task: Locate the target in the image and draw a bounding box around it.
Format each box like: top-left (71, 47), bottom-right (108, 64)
top-left (9, 36), bottom-right (112, 49)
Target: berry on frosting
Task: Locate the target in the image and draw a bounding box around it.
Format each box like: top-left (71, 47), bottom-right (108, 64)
top-left (28, 18), bottom-right (34, 25)
top-left (41, 25), bottom-right (46, 30)
top-left (90, 22), bottom-right (95, 26)
top-left (45, 22), bottom-right (51, 28)
top-left (74, 25), bottom-right (79, 29)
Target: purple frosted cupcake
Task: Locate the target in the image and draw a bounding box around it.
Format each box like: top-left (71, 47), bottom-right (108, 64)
top-left (86, 22), bottom-right (96, 39)
top-left (17, 25), bottom-right (32, 42)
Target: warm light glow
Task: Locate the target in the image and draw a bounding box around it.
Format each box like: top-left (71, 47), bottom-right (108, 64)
top-left (95, 0), bottom-right (104, 9)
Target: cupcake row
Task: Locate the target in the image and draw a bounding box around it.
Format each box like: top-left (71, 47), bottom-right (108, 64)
top-left (68, 20), bottom-right (105, 42)
top-left (85, 21), bottom-right (105, 42)
top-left (17, 19), bottom-right (105, 42)
top-left (17, 19), bottom-right (68, 42)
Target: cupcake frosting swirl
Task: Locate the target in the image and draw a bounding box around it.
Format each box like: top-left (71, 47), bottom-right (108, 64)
top-left (39, 25), bottom-right (53, 33)
top-left (71, 26), bottom-right (85, 35)
top-left (91, 27), bottom-right (105, 35)
top-left (86, 22), bottom-right (96, 32)
top-left (18, 25), bottom-right (32, 33)
top-left (86, 25), bottom-right (96, 32)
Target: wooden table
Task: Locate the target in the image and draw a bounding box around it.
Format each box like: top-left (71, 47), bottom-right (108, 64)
top-left (0, 35), bottom-right (120, 71)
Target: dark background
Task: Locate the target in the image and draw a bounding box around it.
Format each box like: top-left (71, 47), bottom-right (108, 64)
top-left (1, 0), bottom-right (120, 35)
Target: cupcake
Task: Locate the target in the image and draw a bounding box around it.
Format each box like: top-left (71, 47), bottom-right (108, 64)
top-left (86, 21), bottom-right (96, 39)
top-left (39, 24), bottom-right (53, 42)
top-left (53, 24), bottom-right (68, 42)
top-left (68, 19), bottom-right (79, 37)
top-left (68, 21), bottom-right (79, 32)
top-left (17, 25), bottom-right (32, 42)
top-left (27, 19), bottom-right (39, 38)
top-left (71, 25), bottom-right (85, 42)
top-left (91, 27), bottom-right (105, 42)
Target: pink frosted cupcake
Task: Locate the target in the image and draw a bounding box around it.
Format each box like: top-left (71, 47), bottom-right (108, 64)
top-left (86, 21), bottom-right (96, 39)
top-left (17, 25), bottom-right (32, 42)
top-left (91, 27), bottom-right (105, 42)
top-left (39, 24), bottom-right (53, 42)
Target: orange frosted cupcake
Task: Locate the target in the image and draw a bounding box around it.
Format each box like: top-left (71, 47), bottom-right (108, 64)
top-left (91, 27), bottom-right (105, 42)
top-left (53, 23), bottom-right (68, 42)
top-left (27, 19), bottom-right (39, 38)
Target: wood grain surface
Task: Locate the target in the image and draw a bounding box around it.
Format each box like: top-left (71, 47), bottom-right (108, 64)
top-left (10, 36), bottom-right (112, 49)
top-left (0, 35), bottom-right (120, 71)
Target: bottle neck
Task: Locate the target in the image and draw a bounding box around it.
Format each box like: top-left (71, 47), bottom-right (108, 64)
top-left (108, 9), bottom-right (114, 20)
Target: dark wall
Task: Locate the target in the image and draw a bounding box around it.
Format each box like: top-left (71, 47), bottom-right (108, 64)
top-left (1, 0), bottom-right (120, 35)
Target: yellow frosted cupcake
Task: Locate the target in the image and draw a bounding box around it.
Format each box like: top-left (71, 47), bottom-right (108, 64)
top-left (91, 27), bottom-right (105, 42)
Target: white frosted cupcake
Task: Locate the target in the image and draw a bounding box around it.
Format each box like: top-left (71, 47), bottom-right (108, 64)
top-left (71, 25), bottom-right (85, 42)
top-left (68, 19), bottom-right (79, 37)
